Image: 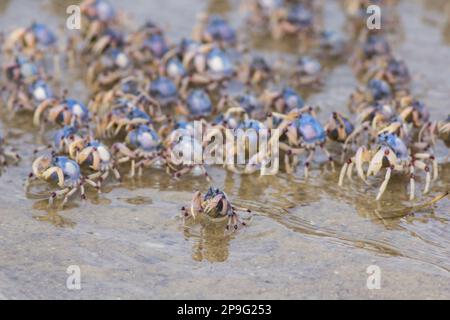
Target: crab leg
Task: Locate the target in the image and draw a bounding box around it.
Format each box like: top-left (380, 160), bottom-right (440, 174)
top-left (376, 167), bottom-right (392, 201)
top-left (49, 188), bottom-right (70, 206)
top-left (409, 165), bottom-right (416, 201)
top-left (61, 187), bottom-right (78, 208)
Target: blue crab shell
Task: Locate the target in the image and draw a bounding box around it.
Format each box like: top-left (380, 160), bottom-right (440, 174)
top-left (86, 0), bottom-right (116, 22)
top-left (205, 16), bottom-right (236, 44)
top-left (206, 48), bottom-right (234, 76)
top-left (30, 23), bottom-right (56, 46)
top-left (53, 126), bottom-right (77, 147)
top-left (363, 34), bottom-right (391, 59)
top-left (378, 132), bottom-right (408, 160)
top-left (166, 57), bottom-right (186, 78)
top-left (127, 125), bottom-right (161, 152)
top-left (287, 4), bottom-right (314, 27)
top-left (120, 78), bottom-right (140, 95)
top-left (187, 89), bottom-right (212, 117)
top-left (368, 79), bottom-right (392, 101)
top-left (294, 113), bottom-right (326, 144)
top-left (297, 56), bottom-right (321, 75)
top-left (63, 99), bottom-right (90, 123)
top-left (126, 107), bottom-right (152, 122)
top-left (282, 87), bottom-right (305, 111)
top-left (29, 80), bottom-right (53, 102)
top-left (235, 94), bottom-right (263, 114)
top-left (250, 56), bottom-right (271, 73)
top-left (149, 77), bottom-right (178, 104)
top-left (51, 156), bottom-right (81, 185)
top-left (144, 33), bottom-right (168, 58)
top-left (319, 30), bottom-right (345, 54)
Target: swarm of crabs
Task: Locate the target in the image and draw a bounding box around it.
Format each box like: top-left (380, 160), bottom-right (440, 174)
top-left (0, 0), bottom-right (448, 232)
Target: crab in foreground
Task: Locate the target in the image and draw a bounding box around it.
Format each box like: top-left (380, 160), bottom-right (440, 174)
top-left (181, 187), bottom-right (251, 231)
top-left (339, 132), bottom-right (438, 201)
top-left (26, 155), bottom-right (97, 207)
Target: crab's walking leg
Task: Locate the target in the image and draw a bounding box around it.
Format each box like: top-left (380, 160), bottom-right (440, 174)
top-left (409, 165), bottom-right (416, 201)
top-left (49, 188), bottom-right (70, 206)
top-left (376, 167), bottom-right (392, 201)
top-left (339, 159), bottom-right (350, 186)
top-left (61, 187), bottom-right (78, 208)
top-left (304, 149), bottom-right (315, 179)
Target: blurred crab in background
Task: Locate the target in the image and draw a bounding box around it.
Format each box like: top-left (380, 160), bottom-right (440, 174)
top-left (112, 124), bottom-right (164, 177)
top-left (3, 22), bottom-right (58, 67)
top-left (418, 116), bottom-right (450, 161)
top-left (0, 133), bottom-right (20, 168)
top-left (193, 14), bottom-right (237, 47)
top-left (181, 187), bottom-right (251, 231)
top-left (181, 44), bottom-right (235, 92)
top-left (339, 132), bottom-right (438, 201)
top-left (86, 46), bottom-right (132, 90)
top-left (26, 154), bottom-right (97, 207)
top-left (261, 86), bottom-right (305, 115)
top-left (237, 56), bottom-right (273, 86)
top-left (128, 21), bottom-right (170, 64)
top-left (290, 56), bottom-right (323, 87)
top-left (176, 89), bottom-right (213, 119)
top-left (34, 97), bottom-right (90, 128)
top-left (348, 79), bottom-right (393, 113)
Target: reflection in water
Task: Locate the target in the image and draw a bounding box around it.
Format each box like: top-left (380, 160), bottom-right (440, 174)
top-left (184, 218), bottom-right (232, 262)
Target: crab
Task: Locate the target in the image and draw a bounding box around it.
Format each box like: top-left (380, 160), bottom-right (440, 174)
top-left (0, 134), bottom-right (20, 167)
top-left (34, 97), bottom-right (90, 128)
top-left (128, 21), bottom-right (169, 64)
top-left (237, 56), bottom-right (273, 86)
top-left (350, 32), bottom-right (392, 76)
top-left (176, 89), bottom-right (213, 119)
top-left (348, 79), bottom-right (393, 113)
top-left (291, 56), bottom-right (323, 87)
top-left (339, 132), bottom-right (438, 201)
top-left (181, 44), bottom-right (235, 92)
top-left (261, 87), bottom-right (305, 115)
top-left (217, 92), bottom-right (266, 121)
top-left (86, 46), bottom-right (132, 89)
top-left (3, 23), bottom-right (57, 57)
top-left (163, 131), bottom-right (210, 180)
top-left (271, 107), bottom-right (334, 177)
top-left (181, 187), bottom-right (251, 231)
top-left (268, 2), bottom-right (319, 39)
top-left (148, 76), bottom-right (180, 107)
top-left (111, 124), bottom-right (164, 177)
top-left (325, 112), bottom-right (355, 144)
top-left (317, 30), bottom-right (346, 58)
top-left (418, 116), bottom-right (450, 161)
top-left (363, 56), bottom-right (411, 94)
top-left (396, 96), bottom-right (430, 129)
top-left (77, 0), bottom-right (121, 52)
top-left (70, 138), bottom-right (121, 188)
top-left (4, 78), bottom-right (54, 115)
top-left (26, 155), bottom-right (97, 207)
top-left (192, 14), bottom-right (237, 47)
top-left (96, 101), bottom-right (154, 138)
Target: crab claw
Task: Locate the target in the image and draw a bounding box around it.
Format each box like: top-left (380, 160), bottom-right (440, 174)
top-left (190, 191), bottom-right (203, 219)
top-left (33, 99), bottom-right (55, 126)
top-left (355, 146), bottom-right (368, 182)
top-left (367, 147), bottom-right (386, 177)
top-left (42, 166), bottom-right (65, 188)
top-left (203, 194), bottom-right (224, 216)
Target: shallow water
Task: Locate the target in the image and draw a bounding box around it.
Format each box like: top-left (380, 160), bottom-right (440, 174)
top-left (0, 0), bottom-right (449, 299)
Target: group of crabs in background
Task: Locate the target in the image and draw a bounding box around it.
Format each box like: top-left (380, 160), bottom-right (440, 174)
top-left (0, 0), bottom-right (448, 232)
